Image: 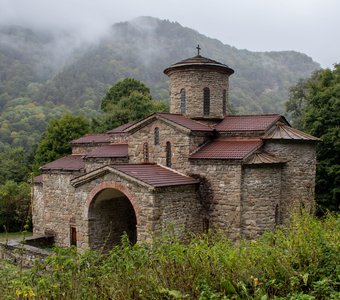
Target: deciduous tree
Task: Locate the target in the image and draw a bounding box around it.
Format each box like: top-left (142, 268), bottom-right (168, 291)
top-left (286, 64), bottom-right (340, 212)
top-left (33, 114), bottom-right (90, 169)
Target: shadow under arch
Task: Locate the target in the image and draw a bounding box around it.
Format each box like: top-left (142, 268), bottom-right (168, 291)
top-left (85, 181), bottom-right (140, 251)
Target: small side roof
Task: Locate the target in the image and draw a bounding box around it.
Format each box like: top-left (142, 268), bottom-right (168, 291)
top-left (40, 155), bottom-right (85, 171)
top-left (244, 151), bottom-right (287, 165)
top-left (263, 122), bottom-right (320, 141)
top-left (215, 114), bottom-right (286, 132)
top-left (70, 134), bottom-right (111, 145)
top-left (85, 144), bottom-right (128, 158)
top-left (33, 175), bottom-right (43, 184)
top-left (190, 138), bottom-right (263, 160)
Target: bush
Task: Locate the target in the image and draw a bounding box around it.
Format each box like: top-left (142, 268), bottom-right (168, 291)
top-left (0, 212), bottom-right (339, 299)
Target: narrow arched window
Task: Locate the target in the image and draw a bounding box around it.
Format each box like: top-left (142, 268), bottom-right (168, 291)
top-left (275, 204), bottom-right (279, 227)
top-left (143, 142), bottom-right (149, 162)
top-left (166, 141), bottom-right (171, 167)
top-left (222, 89), bottom-right (227, 114)
top-left (180, 88), bottom-right (186, 114)
top-left (154, 127), bottom-right (160, 145)
top-left (203, 87), bottom-right (210, 115)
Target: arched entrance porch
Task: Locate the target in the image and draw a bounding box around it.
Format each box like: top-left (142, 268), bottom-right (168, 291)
top-left (86, 183), bottom-right (139, 251)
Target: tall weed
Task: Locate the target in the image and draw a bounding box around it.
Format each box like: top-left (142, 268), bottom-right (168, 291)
top-left (0, 212), bottom-right (338, 299)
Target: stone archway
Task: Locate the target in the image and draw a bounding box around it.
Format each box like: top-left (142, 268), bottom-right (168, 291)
top-left (86, 182), bottom-right (139, 251)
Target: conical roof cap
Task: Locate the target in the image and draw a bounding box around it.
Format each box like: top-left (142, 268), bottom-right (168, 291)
top-left (164, 55), bottom-right (234, 75)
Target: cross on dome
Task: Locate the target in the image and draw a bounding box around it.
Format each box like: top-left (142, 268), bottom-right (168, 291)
top-left (196, 44), bottom-right (201, 56)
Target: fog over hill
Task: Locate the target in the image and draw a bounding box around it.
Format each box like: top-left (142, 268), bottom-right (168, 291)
top-left (0, 16), bottom-right (320, 151)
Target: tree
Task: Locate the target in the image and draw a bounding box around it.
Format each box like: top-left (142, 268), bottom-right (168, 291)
top-left (33, 114), bottom-right (90, 169)
top-left (286, 65), bottom-right (340, 212)
top-left (285, 78), bottom-right (308, 130)
top-left (0, 181), bottom-right (30, 232)
top-left (94, 79), bottom-right (168, 132)
top-left (0, 147), bottom-right (30, 185)
top-left (101, 78), bottom-right (151, 112)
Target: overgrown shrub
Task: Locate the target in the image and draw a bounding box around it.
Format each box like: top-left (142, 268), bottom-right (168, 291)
top-left (0, 212), bottom-right (339, 299)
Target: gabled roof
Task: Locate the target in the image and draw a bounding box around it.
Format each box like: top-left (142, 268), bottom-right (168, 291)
top-left (70, 134), bottom-right (111, 145)
top-left (40, 155), bottom-right (85, 171)
top-left (111, 164), bottom-right (199, 187)
top-left (71, 163), bottom-right (199, 189)
top-left (107, 121), bottom-right (137, 134)
top-left (156, 113), bottom-right (213, 131)
top-left (85, 144), bottom-right (128, 158)
top-left (215, 115), bottom-right (286, 132)
top-left (125, 112), bottom-right (213, 133)
top-left (190, 138), bottom-right (263, 160)
top-left (263, 122), bottom-right (320, 141)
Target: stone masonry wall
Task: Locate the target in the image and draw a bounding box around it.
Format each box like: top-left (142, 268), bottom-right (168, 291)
top-left (128, 119), bottom-right (191, 172)
top-left (264, 141), bottom-right (317, 221)
top-left (72, 145), bottom-right (102, 155)
top-left (188, 160), bottom-right (243, 239)
top-left (39, 173), bottom-right (80, 246)
top-left (128, 118), bottom-right (210, 173)
top-left (241, 165), bottom-right (282, 239)
top-left (168, 68), bottom-right (230, 118)
top-left (153, 185), bottom-right (202, 238)
top-left (32, 183), bottom-right (44, 235)
top-left (84, 157), bottom-right (128, 172)
top-left (73, 172), bottom-right (157, 250)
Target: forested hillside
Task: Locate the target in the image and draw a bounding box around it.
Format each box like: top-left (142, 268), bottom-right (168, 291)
top-left (0, 16), bottom-right (320, 152)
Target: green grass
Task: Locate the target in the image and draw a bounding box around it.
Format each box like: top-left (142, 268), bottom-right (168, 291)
top-left (0, 231), bottom-right (32, 242)
top-left (0, 212), bottom-right (339, 299)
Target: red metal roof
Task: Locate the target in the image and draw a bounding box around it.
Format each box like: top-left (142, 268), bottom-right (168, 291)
top-left (156, 113), bottom-right (213, 132)
top-left (215, 115), bottom-right (283, 132)
top-left (70, 134), bottom-right (111, 145)
top-left (85, 144), bottom-right (128, 158)
top-left (41, 155), bottom-right (85, 171)
top-left (110, 164), bottom-right (199, 187)
top-left (263, 123), bottom-right (320, 141)
top-left (107, 121), bottom-right (137, 133)
top-left (190, 138), bottom-right (263, 160)
top-left (33, 175), bottom-right (43, 184)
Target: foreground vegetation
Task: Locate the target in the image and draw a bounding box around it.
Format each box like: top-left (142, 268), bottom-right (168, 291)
top-left (0, 212), bottom-right (339, 299)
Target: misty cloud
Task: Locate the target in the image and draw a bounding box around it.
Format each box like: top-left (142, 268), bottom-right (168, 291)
top-left (0, 0), bottom-right (338, 67)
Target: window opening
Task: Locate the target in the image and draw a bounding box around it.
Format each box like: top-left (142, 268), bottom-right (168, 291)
top-left (70, 227), bottom-right (77, 246)
top-left (166, 141), bottom-right (172, 167)
top-left (275, 204), bottom-right (279, 227)
top-left (180, 88), bottom-right (186, 114)
top-left (222, 89), bottom-right (227, 114)
top-left (203, 87), bottom-right (210, 115)
top-left (143, 142), bottom-right (149, 162)
top-left (154, 127), bottom-right (160, 145)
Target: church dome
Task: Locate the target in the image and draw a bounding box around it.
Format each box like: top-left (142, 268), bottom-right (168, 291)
top-left (164, 48), bottom-right (234, 119)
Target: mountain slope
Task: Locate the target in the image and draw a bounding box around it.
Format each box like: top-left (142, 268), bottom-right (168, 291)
top-left (0, 17), bottom-right (320, 151)
top-left (36, 17), bottom-right (320, 113)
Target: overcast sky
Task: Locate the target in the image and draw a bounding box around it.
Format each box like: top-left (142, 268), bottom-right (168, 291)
top-left (0, 0), bottom-right (339, 67)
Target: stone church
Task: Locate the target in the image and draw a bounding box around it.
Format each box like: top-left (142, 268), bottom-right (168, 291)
top-left (32, 51), bottom-right (318, 251)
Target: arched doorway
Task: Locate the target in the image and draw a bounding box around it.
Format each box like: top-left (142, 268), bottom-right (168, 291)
top-left (88, 188), bottom-right (137, 251)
